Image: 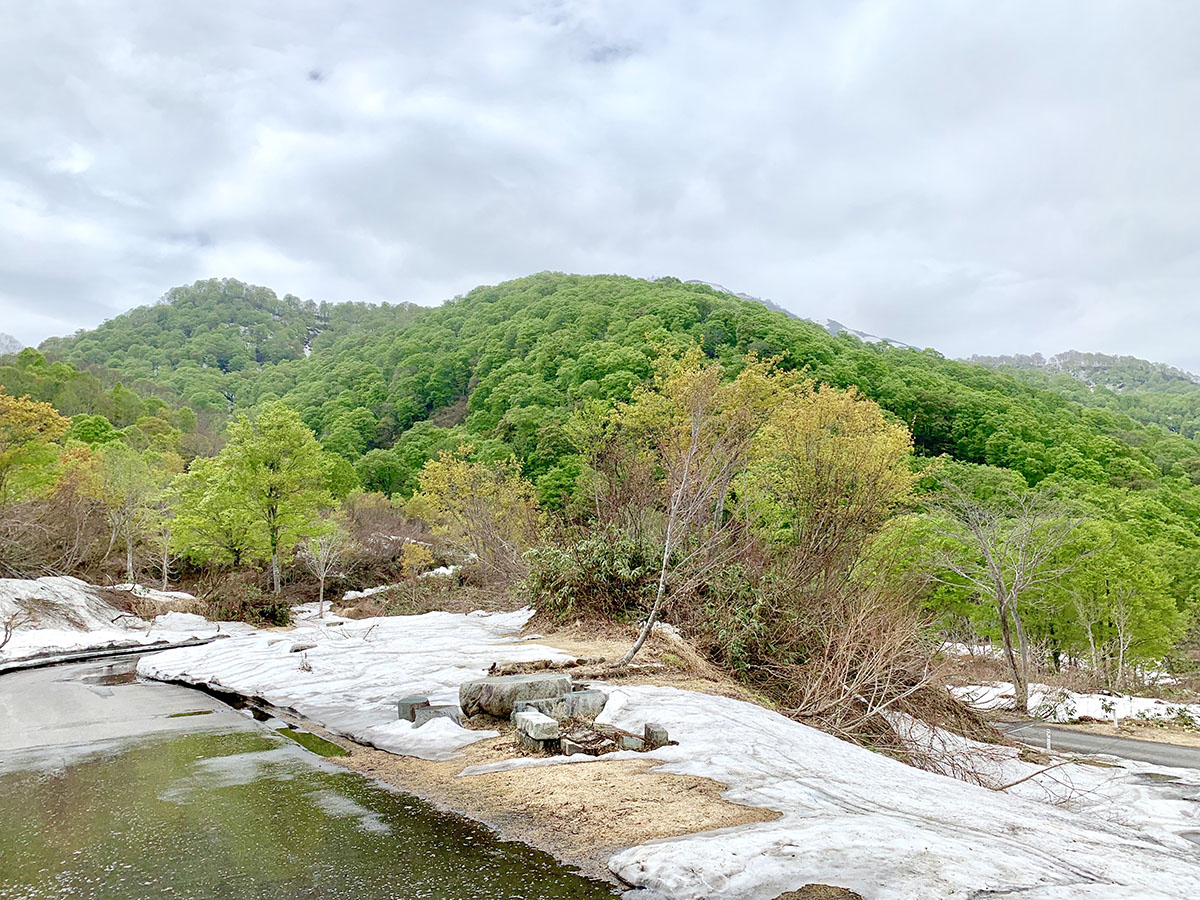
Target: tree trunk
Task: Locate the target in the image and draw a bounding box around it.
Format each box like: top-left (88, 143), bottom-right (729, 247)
top-left (126, 535), bottom-right (135, 584)
top-left (272, 551), bottom-right (280, 594)
top-left (995, 594), bottom-right (1029, 714)
top-left (615, 489), bottom-right (680, 668)
top-left (317, 578), bottom-right (325, 618)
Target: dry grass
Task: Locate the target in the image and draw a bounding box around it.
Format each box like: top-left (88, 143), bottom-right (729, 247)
top-left (333, 580), bottom-right (521, 619)
top-left (531, 619), bottom-right (774, 705)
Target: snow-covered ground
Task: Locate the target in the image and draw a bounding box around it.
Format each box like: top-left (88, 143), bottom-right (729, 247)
top-left (139, 607), bottom-right (576, 759)
top-left (0, 576), bottom-right (225, 663)
top-left (135, 605), bottom-right (1200, 899)
top-left (954, 682), bottom-right (1200, 726)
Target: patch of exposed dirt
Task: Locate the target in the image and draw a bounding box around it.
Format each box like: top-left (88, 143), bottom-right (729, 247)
top-left (774, 886), bottom-right (863, 899)
top-left (336, 730), bottom-right (779, 883)
top-left (531, 622), bottom-right (775, 706)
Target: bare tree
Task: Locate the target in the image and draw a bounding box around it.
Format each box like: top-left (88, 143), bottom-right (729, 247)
top-left (612, 351), bottom-right (778, 668)
top-left (298, 524), bottom-right (351, 617)
top-left (1, 610), bottom-right (32, 654)
top-left (931, 485), bottom-right (1083, 713)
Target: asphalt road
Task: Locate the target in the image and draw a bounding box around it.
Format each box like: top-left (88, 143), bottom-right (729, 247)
top-left (1005, 722), bottom-right (1200, 770)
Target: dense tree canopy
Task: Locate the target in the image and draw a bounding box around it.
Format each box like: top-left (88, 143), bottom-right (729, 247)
top-left (19, 270), bottom-right (1200, 672)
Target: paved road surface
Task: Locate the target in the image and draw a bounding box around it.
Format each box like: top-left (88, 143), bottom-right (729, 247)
top-left (1005, 722), bottom-right (1200, 770)
top-left (0, 654), bottom-right (253, 771)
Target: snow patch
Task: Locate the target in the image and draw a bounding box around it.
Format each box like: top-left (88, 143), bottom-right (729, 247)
top-left (138, 608), bottom-right (570, 761)
top-left (136, 607), bottom-right (1200, 898)
top-left (0, 577), bottom-right (217, 662)
top-left (955, 682), bottom-right (1200, 726)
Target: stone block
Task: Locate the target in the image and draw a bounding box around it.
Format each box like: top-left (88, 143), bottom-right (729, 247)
top-left (459, 673), bottom-right (573, 717)
top-left (513, 709), bottom-right (561, 741)
top-left (618, 734), bottom-right (645, 751)
top-left (567, 689), bottom-right (607, 719)
top-left (412, 704), bottom-right (462, 727)
top-left (561, 738), bottom-right (583, 756)
top-left (644, 722), bottom-right (669, 748)
top-left (516, 732), bottom-right (558, 753)
top-left (397, 695), bottom-right (430, 721)
top-left (513, 696), bottom-right (568, 720)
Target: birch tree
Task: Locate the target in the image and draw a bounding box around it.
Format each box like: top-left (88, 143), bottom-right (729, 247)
top-left (612, 349), bottom-right (780, 667)
top-left (931, 484), bottom-right (1082, 713)
top-left (298, 521), bottom-right (351, 617)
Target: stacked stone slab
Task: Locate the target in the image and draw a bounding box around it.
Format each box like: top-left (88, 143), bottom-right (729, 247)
top-left (511, 688), bottom-right (607, 721)
top-left (512, 709), bottom-right (561, 751)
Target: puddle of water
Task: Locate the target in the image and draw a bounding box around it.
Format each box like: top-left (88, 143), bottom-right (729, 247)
top-left (0, 730), bottom-right (619, 900)
top-left (276, 726), bottom-right (349, 757)
top-left (79, 671), bottom-right (139, 686)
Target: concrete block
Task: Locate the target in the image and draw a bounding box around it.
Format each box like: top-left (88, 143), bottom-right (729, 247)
top-left (412, 704), bottom-right (462, 727)
top-left (514, 709), bottom-right (561, 741)
top-left (644, 722), bottom-right (669, 748)
top-left (618, 734), bottom-right (645, 751)
top-left (397, 695), bottom-right (430, 721)
top-left (459, 673), bottom-right (573, 717)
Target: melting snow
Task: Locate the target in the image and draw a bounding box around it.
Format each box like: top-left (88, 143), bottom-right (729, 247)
top-left (955, 682), bottom-right (1200, 726)
top-left (134, 607), bottom-right (1200, 898)
top-left (0, 577), bottom-right (222, 662)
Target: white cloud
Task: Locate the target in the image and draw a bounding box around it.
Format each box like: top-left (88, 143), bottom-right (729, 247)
top-left (3, 1), bottom-right (1200, 369)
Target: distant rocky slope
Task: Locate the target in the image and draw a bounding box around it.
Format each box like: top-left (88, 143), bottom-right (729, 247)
top-left (685, 279), bottom-right (916, 349)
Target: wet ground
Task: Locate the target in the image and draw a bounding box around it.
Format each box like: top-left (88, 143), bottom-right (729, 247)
top-left (0, 657), bottom-right (621, 900)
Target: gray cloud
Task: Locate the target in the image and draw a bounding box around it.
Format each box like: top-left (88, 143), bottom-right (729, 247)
top-left (3, 1), bottom-right (1200, 369)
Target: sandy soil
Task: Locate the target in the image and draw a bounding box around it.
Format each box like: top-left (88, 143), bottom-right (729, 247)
top-left (336, 725), bottom-right (778, 883)
top-left (324, 621), bottom-right (783, 884)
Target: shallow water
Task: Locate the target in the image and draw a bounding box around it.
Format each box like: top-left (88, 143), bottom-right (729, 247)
top-left (0, 728), bottom-right (620, 900)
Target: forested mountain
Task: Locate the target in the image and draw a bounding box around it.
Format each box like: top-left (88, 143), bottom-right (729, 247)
top-left (8, 269), bottom-right (1198, 716)
top-left (38, 273), bottom-right (1200, 505)
top-left (0, 347), bottom-right (209, 456)
top-left (970, 350), bottom-right (1200, 440)
top-left (40, 278), bottom-right (423, 413)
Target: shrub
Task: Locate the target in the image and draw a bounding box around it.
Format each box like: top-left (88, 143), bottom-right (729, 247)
top-left (524, 527), bottom-right (657, 621)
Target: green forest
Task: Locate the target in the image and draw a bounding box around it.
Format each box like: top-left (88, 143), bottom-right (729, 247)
top-left (6, 272), bottom-right (1200, 730)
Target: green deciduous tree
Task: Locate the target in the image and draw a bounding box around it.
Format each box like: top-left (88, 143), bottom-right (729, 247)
top-left (223, 402), bottom-right (333, 593)
top-left (170, 456), bottom-right (262, 568)
top-left (0, 385), bottom-right (69, 502)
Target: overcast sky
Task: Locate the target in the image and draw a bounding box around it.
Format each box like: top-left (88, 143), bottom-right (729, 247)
top-left (4, 1), bottom-right (1200, 368)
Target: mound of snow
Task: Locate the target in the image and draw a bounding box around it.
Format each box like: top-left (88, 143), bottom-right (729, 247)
top-left (0, 576), bottom-right (218, 662)
top-left (108, 583), bottom-right (198, 604)
top-left (138, 608), bottom-right (576, 760)
top-left (341, 584), bottom-right (398, 602)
